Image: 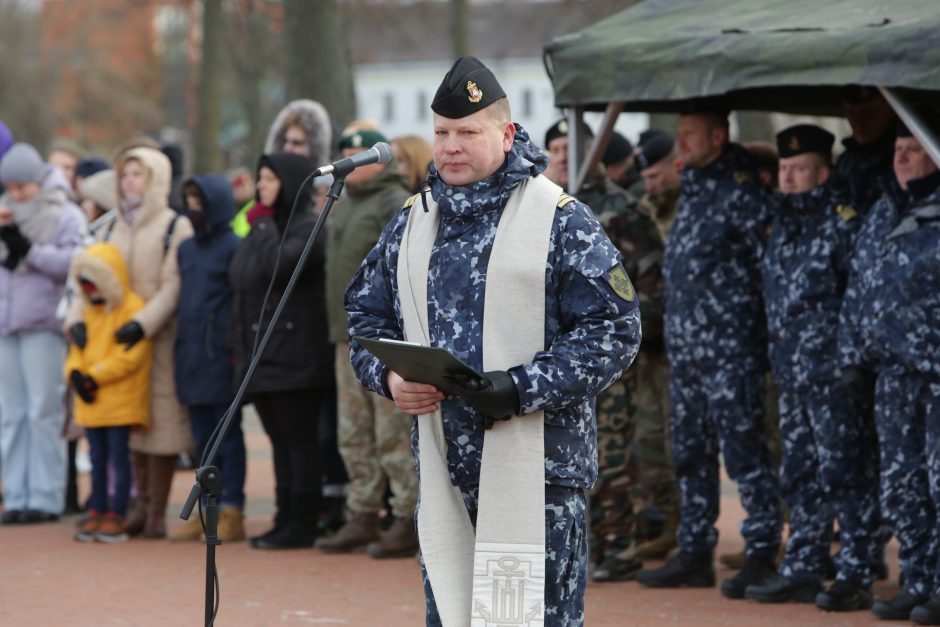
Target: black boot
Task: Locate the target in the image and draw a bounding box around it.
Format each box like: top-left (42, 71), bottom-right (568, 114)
top-left (745, 573), bottom-right (821, 603)
top-left (254, 490), bottom-right (319, 550)
top-left (249, 486), bottom-right (291, 547)
top-left (816, 580), bottom-right (873, 612)
top-left (872, 590), bottom-right (929, 620)
top-left (911, 597), bottom-right (940, 625)
top-left (721, 554), bottom-right (777, 599)
top-left (318, 495), bottom-right (346, 536)
top-left (636, 551), bottom-right (715, 588)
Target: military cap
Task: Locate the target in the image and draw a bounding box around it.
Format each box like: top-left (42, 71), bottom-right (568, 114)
top-left (776, 124), bottom-right (835, 159)
top-left (431, 56), bottom-right (506, 119)
top-left (602, 131), bottom-right (634, 166)
top-left (544, 118), bottom-right (594, 148)
top-left (678, 96), bottom-right (731, 119)
top-left (896, 106), bottom-right (940, 139)
top-left (339, 129), bottom-right (387, 150)
top-left (635, 132), bottom-right (675, 171)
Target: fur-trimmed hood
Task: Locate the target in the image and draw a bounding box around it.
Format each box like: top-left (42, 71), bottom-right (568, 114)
top-left (70, 242), bottom-right (130, 309)
top-left (264, 99), bottom-right (333, 167)
top-left (115, 146), bottom-right (172, 229)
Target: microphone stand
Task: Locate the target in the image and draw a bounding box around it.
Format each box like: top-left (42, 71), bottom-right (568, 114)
top-left (179, 174), bottom-right (347, 627)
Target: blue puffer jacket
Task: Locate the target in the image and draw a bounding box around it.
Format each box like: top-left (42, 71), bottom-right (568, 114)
top-left (174, 174), bottom-right (240, 406)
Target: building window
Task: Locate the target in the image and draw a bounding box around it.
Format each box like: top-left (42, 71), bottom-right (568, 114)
top-left (417, 92), bottom-right (427, 121)
top-left (384, 93), bottom-right (395, 122)
top-left (521, 88), bottom-right (533, 117)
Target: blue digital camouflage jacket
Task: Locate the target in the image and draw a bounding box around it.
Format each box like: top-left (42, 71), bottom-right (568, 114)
top-left (663, 143), bottom-right (773, 372)
top-left (761, 183), bottom-right (860, 390)
top-left (344, 126), bottom-right (641, 489)
top-left (839, 171), bottom-right (940, 376)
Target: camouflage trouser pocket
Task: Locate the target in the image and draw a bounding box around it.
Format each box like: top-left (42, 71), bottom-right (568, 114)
top-left (544, 487), bottom-right (587, 626)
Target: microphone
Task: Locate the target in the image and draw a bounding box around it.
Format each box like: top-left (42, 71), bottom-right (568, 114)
top-left (314, 142), bottom-right (394, 177)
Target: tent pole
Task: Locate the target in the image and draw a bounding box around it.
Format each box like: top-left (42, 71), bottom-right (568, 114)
top-left (575, 101), bottom-right (625, 193)
top-left (879, 87), bottom-right (940, 168)
top-left (567, 107), bottom-right (584, 194)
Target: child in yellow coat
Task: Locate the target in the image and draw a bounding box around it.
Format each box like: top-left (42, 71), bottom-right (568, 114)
top-left (65, 243), bottom-right (153, 543)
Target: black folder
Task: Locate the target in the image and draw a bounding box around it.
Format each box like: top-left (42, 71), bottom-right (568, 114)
top-left (353, 336), bottom-right (483, 395)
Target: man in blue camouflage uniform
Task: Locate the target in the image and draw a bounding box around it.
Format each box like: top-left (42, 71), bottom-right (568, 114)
top-left (832, 86), bottom-right (898, 215)
top-left (345, 57), bottom-right (641, 626)
top-left (637, 99), bottom-right (783, 598)
top-left (742, 124), bottom-right (881, 612)
top-left (840, 113), bottom-right (940, 624)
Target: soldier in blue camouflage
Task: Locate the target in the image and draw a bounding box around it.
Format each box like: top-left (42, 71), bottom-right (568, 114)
top-left (741, 125), bottom-right (881, 612)
top-left (840, 116), bottom-right (940, 624)
top-left (345, 57), bottom-right (641, 626)
top-left (832, 87), bottom-right (898, 215)
top-left (637, 100), bottom-right (783, 599)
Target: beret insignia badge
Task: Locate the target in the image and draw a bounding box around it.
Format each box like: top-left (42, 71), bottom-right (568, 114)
top-left (466, 81), bottom-right (483, 103)
top-left (789, 135), bottom-right (800, 151)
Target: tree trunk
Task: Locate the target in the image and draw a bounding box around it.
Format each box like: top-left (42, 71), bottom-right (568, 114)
top-left (194, 0), bottom-right (224, 173)
top-left (450, 0), bottom-right (470, 58)
top-left (284, 0), bottom-right (356, 129)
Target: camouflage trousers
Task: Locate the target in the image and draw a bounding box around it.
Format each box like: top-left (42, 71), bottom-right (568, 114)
top-left (874, 368), bottom-right (940, 598)
top-left (631, 350), bottom-right (680, 519)
top-left (777, 381), bottom-right (882, 586)
top-left (335, 343), bottom-right (418, 517)
top-left (421, 485), bottom-right (588, 627)
top-left (590, 370), bottom-right (638, 563)
top-left (670, 363), bottom-right (782, 556)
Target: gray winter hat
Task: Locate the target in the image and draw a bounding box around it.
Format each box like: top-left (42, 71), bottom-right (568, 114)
top-left (0, 142), bottom-right (46, 184)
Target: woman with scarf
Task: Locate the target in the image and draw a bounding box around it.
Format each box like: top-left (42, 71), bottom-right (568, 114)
top-left (0, 143), bottom-right (84, 524)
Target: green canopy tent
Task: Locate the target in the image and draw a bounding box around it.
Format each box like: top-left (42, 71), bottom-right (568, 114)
top-left (543, 0), bottom-right (940, 190)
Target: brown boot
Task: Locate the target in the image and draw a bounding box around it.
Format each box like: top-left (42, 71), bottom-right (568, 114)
top-left (636, 511), bottom-right (680, 561)
top-left (217, 507), bottom-right (246, 543)
top-left (366, 516), bottom-right (419, 559)
top-left (315, 511), bottom-right (378, 553)
top-left (142, 454), bottom-right (177, 539)
top-left (169, 515), bottom-right (204, 542)
top-left (123, 451), bottom-right (149, 536)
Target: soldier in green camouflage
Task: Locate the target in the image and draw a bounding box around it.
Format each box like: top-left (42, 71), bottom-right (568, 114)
top-left (543, 117), bottom-right (670, 581)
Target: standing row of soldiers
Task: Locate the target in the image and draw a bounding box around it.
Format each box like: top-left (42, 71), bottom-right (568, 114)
top-left (547, 86), bottom-right (940, 624)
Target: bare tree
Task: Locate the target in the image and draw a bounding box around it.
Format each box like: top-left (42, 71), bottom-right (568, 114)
top-left (283, 0), bottom-right (356, 128)
top-left (194, 0), bottom-right (223, 172)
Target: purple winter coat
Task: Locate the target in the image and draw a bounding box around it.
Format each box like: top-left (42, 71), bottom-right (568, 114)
top-left (0, 168), bottom-right (85, 336)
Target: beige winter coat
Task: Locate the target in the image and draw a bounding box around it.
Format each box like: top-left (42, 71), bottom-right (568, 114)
top-left (66, 147), bottom-right (194, 455)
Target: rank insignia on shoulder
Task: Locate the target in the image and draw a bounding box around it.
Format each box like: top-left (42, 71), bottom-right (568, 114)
top-left (403, 194), bottom-right (420, 208)
top-left (733, 171), bottom-right (750, 184)
top-left (836, 204), bottom-right (857, 221)
top-left (607, 264), bottom-right (635, 302)
top-left (556, 193), bottom-right (576, 209)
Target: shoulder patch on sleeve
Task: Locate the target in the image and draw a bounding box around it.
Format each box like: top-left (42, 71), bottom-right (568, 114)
top-left (556, 193), bottom-right (577, 209)
top-left (733, 171), bottom-right (751, 184)
top-left (403, 194), bottom-right (419, 208)
top-left (607, 264), bottom-right (635, 302)
top-left (836, 204), bottom-right (858, 222)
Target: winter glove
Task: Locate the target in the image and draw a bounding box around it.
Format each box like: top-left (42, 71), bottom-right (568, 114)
top-left (246, 202), bottom-right (275, 226)
top-left (0, 224), bottom-right (31, 258)
top-left (69, 369), bottom-right (99, 404)
top-left (451, 370), bottom-right (519, 430)
top-left (115, 320), bottom-right (145, 349)
top-left (69, 322), bottom-right (87, 349)
top-left (840, 366), bottom-right (874, 394)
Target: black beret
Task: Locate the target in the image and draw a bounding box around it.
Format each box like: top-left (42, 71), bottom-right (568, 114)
top-left (544, 118), bottom-right (593, 148)
top-left (678, 97), bottom-right (731, 119)
top-left (339, 130), bottom-right (387, 150)
top-left (896, 106), bottom-right (940, 139)
top-left (602, 132), bottom-right (634, 166)
top-left (636, 133), bottom-right (675, 171)
top-left (431, 56), bottom-right (507, 119)
top-left (776, 124), bottom-right (835, 159)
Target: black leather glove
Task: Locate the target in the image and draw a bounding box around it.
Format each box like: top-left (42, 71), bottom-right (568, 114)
top-left (69, 369), bottom-right (98, 403)
top-left (69, 322), bottom-right (87, 349)
top-left (840, 366), bottom-right (874, 393)
top-left (452, 370), bottom-right (519, 430)
top-left (115, 320), bottom-right (144, 348)
top-left (0, 224), bottom-right (31, 258)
